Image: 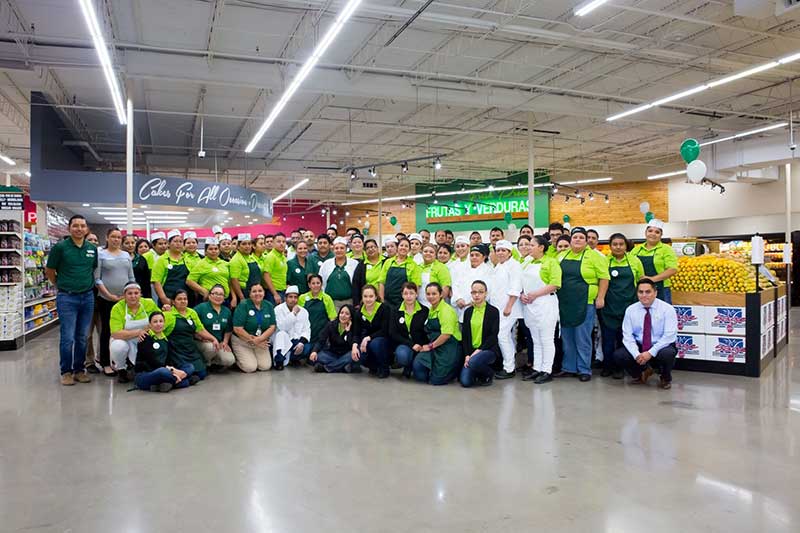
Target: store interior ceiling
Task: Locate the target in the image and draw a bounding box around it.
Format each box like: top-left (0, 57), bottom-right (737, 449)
top-left (1, 0), bottom-right (800, 205)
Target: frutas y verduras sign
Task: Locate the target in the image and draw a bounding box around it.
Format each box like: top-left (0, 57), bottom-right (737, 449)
top-left (426, 195), bottom-right (532, 219)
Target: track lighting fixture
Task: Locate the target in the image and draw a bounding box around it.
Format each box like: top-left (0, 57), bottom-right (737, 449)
top-left (369, 167), bottom-right (377, 178)
top-left (588, 192), bottom-right (595, 201)
top-left (350, 169), bottom-right (357, 180)
top-left (434, 157), bottom-right (442, 170)
top-left (401, 162), bottom-right (408, 173)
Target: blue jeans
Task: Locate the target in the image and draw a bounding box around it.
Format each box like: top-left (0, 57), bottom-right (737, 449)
top-left (363, 337), bottom-right (391, 372)
top-left (57, 291), bottom-right (96, 375)
top-left (275, 339), bottom-right (312, 365)
top-left (395, 344), bottom-right (415, 372)
top-left (561, 304), bottom-right (596, 375)
top-left (659, 286), bottom-right (672, 305)
top-left (135, 364), bottom-right (195, 390)
top-left (318, 349), bottom-right (360, 373)
top-left (460, 350), bottom-right (496, 387)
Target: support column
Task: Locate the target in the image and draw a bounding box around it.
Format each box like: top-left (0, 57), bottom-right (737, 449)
top-left (378, 198), bottom-right (383, 246)
top-left (527, 112), bottom-right (535, 229)
top-left (126, 95), bottom-right (134, 234)
top-left (5, 173), bottom-right (9, 187)
top-left (786, 163), bottom-right (792, 243)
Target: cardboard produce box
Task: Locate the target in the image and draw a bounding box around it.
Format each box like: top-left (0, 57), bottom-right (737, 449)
top-left (674, 305), bottom-right (706, 334)
top-left (705, 306), bottom-right (747, 336)
top-left (706, 335), bottom-right (747, 363)
top-left (676, 333), bottom-right (707, 360)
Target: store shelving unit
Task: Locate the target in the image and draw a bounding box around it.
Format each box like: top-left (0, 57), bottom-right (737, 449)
top-left (0, 213), bottom-right (24, 350)
top-left (23, 232), bottom-right (58, 338)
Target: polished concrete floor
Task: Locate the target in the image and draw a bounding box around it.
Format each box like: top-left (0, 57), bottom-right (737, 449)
top-left (2, 318), bottom-right (800, 533)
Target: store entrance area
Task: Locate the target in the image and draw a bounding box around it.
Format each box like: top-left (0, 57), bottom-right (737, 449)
top-left (1, 320), bottom-right (799, 533)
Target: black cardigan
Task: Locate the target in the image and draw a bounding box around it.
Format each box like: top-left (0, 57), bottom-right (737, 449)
top-left (355, 303), bottom-right (389, 339)
top-left (351, 261), bottom-right (367, 306)
top-left (312, 319), bottom-right (359, 355)
top-left (135, 335), bottom-right (169, 373)
top-left (462, 304), bottom-right (501, 357)
top-left (389, 305), bottom-right (429, 347)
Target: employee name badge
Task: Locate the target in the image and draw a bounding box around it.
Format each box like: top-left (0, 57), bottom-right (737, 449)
top-left (255, 328), bottom-right (262, 336)
top-left (295, 268), bottom-right (301, 274)
top-left (212, 323), bottom-right (221, 331)
top-left (153, 342), bottom-right (160, 349)
top-left (399, 316), bottom-right (405, 324)
top-left (611, 269), bottom-right (619, 278)
top-left (187, 319), bottom-right (193, 326)
top-left (212, 267), bottom-right (219, 273)
top-left (167, 264), bottom-right (173, 270)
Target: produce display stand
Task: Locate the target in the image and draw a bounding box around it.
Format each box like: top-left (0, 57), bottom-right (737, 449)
top-left (673, 286), bottom-right (788, 377)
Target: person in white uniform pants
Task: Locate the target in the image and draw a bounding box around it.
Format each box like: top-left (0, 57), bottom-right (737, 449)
top-left (109, 282), bottom-right (160, 383)
top-left (520, 235), bottom-right (562, 384)
top-left (489, 240), bottom-right (523, 379)
top-left (450, 244), bottom-right (493, 323)
top-left (273, 285), bottom-right (312, 370)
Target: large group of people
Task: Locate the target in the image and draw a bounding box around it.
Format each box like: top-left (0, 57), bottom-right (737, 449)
top-left (46, 212), bottom-right (681, 392)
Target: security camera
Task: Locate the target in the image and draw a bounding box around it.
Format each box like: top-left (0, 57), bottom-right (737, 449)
top-left (198, 150), bottom-right (206, 158)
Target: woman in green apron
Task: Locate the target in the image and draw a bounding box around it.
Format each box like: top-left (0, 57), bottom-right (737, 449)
top-left (418, 243), bottom-right (452, 305)
top-left (164, 290), bottom-right (218, 380)
top-left (632, 219), bottom-right (678, 304)
top-left (600, 233), bottom-right (645, 379)
top-left (347, 234), bottom-right (366, 262)
top-left (298, 274), bottom-right (337, 348)
top-left (389, 282), bottom-right (429, 378)
top-left (232, 283), bottom-right (277, 372)
top-left (286, 241), bottom-right (319, 294)
top-left (152, 229), bottom-right (189, 307)
top-left (379, 237), bottom-right (422, 309)
top-left (194, 284), bottom-right (235, 370)
top-left (556, 227), bottom-right (610, 382)
top-left (228, 233), bottom-right (261, 308)
top-left (134, 311), bottom-right (197, 392)
top-left (109, 282), bottom-right (160, 383)
top-left (186, 238), bottom-right (231, 303)
top-left (412, 282), bottom-right (462, 385)
top-left (363, 239), bottom-right (385, 288)
top-left (182, 231), bottom-right (202, 271)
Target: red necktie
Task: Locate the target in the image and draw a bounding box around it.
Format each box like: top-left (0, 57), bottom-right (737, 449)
top-left (642, 307), bottom-right (652, 352)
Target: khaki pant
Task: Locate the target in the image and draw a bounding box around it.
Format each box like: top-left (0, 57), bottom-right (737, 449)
top-left (231, 335), bottom-right (272, 373)
top-left (197, 340), bottom-right (236, 368)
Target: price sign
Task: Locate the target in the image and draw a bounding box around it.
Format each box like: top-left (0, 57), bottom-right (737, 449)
top-left (0, 193), bottom-right (23, 210)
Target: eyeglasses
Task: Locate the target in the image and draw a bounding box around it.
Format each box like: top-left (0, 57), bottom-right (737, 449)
top-left (470, 290), bottom-right (486, 294)
top-left (209, 292), bottom-right (225, 297)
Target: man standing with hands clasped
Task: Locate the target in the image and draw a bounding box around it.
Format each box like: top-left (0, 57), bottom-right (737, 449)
top-left (613, 278), bottom-right (678, 390)
top-left (46, 215), bottom-right (98, 386)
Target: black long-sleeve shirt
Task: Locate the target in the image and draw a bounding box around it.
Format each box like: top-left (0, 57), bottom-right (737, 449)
top-left (135, 333), bottom-right (169, 373)
top-left (355, 303), bottom-right (389, 340)
top-left (462, 303), bottom-right (501, 356)
top-left (388, 305), bottom-right (429, 348)
top-left (312, 319), bottom-right (359, 355)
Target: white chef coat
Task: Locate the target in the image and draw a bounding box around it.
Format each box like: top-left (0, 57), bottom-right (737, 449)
top-left (490, 258), bottom-right (523, 319)
top-left (450, 261), bottom-right (494, 322)
top-left (273, 302), bottom-right (311, 356)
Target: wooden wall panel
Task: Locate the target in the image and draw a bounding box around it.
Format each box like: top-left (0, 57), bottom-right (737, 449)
top-left (549, 180), bottom-right (668, 227)
top-left (342, 201), bottom-right (415, 239)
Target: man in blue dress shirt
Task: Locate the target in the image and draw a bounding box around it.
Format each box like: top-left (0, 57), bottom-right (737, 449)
top-left (613, 278), bottom-right (678, 389)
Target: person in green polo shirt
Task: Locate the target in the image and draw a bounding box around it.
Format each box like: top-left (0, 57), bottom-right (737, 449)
top-left (46, 215), bottom-right (99, 385)
top-left (232, 283), bottom-right (277, 373)
top-left (143, 231), bottom-right (167, 271)
top-left (108, 282), bottom-right (160, 383)
top-left (164, 290), bottom-right (218, 380)
top-left (134, 311), bottom-right (197, 392)
top-left (418, 243), bottom-right (452, 305)
top-left (545, 222), bottom-right (566, 259)
top-left (459, 280), bottom-right (501, 387)
top-left (182, 231), bottom-right (202, 271)
top-left (287, 240), bottom-right (319, 294)
top-left (194, 284), bottom-right (235, 370)
top-left (379, 237), bottom-right (422, 309)
top-left (152, 229), bottom-right (190, 306)
top-left (412, 282), bottom-right (462, 385)
top-left (362, 239), bottom-right (385, 288)
top-left (186, 237), bottom-right (231, 301)
top-left (632, 219), bottom-right (678, 304)
top-left (299, 274), bottom-right (337, 346)
top-left (228, 233), bottom-right (261, 307)
top-left (556, 227), bottom-right (610, 382)
top-left (262, 232), bottom-right (289, 305)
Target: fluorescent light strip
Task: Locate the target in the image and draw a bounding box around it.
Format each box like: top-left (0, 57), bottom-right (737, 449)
top-left (558, 177), bottom-right (614, 185)
top-left (77, 0), bottom-right (126, 125)
top-left (142, 211), bottom-right (190, 215)
top-left (607, 50), bottom-right (800, 122)
top-left (343, 181), bottom-right (572, 206)
top-left (0, 153), bottom-right (15, 166)
top-left (647, 169), bottom-right (687, 180)
top-left (575, 0), bottom-right (609, 16)
top-left (244, 0), bottom-right (362, 152)
top-left (699, 122), bottom-right (788, 147)
top-left (273, 178), bottom-right (310, 202)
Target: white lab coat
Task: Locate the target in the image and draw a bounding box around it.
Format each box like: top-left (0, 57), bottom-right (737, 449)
top-left (450, 261), bottom-right (494, 322)
top-left (273, 303), bottom-right (311, 357)
top-left (489, 259), bottom-right (523, 319)
top-left (521, 258), bottom-right (560, 373)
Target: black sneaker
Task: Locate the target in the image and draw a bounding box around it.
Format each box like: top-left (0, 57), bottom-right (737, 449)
top-left (553, 371), bottom-right (576, 378)
top-left (520, 366), bottom-right (535, 378)
top-left (600, 368), bottom-right (613, 377)
top-left (478, 375), bottom-right (493, 387)
top-left (534, 372), bottom-right (552, 384)
top-left (612, 370), bottom-right (624, 380)
top-left (314, 363), bottom-right (326, 373)
top-left (117, 370), bottom-right (130, 384)
top-left (579, 373), bottom-right (592, 382)
top-left (85, 364), bottom-right (100, 374)
top-left (274, 355), bottom-right (285, 371)
top-left (189, 375), bottom-right (201, 385)
top-left (377, 368), bottom-right (390, 379)
top-left (494, 369), bottom-right (516, 380)
top-left (150, 383), bottom-right (173, 393)
top-left (522, 370), bottom-right (541, 381)
top-left (350, 364), bottom-right (363, 374)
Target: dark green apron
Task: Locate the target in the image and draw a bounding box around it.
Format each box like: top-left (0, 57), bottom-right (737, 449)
top-left (326, 264), bottom-right (352, 300)
top-left (559, 251), bottom-right (589, 328)
top-left (245, 260), bottom-right (262, 293)
top-left (167, 314), bottom-right (205, 373)
top-left (384, 261), bottom-right (408, 308)
top-left (415, 314), bottom-right (459, 383)
top-left (304, 297), bottom-right (328, 344)
top-left (636, 247), bottom-right (666, 298)
top-left (601, 255), bottom-right (636, 330)
top-left (163, 258), bottom-right (189, 300)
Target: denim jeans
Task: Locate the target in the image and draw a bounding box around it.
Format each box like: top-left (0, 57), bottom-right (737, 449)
top-left (318, 349), bottom-right (360, 373)
top-left (459, 350), bottom-right (496, 387)
top-left (560, 304), bottom-right (596, 375)
top-left (600, 325), bottom-right (623, 372)
top-left (134, 364), bottom-right (195, 390)
top-left (395, 344), bottom-right (416, 371)
top-left (275, 339), bottom-right (312, 366)
top-left (57, 291), bottom-right (96, 375)
top-left (363, 337), bottom-right (390, 372)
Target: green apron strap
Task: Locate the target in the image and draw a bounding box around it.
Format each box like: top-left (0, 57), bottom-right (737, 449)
top-left (245, 260), bottom-right (262, 293)
top-left (636, 248), bottom-right (666, 298)
top-left (163, 260), bottom-right (189, 299)
top-left (384, 263), bottom-right (408, 308)
top-left (558, 250), bottom-right (589, 328)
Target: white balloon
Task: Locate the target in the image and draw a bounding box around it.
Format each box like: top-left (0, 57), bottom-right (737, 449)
top-left (686, 160), bottom-right (707, 184)
top-left (563, 222), bottom-right (571, 230)
top-left (507, 223), bottom-right (517, 231)
top-left (363, 220), bottom-right (371, 229)
top-left (639, 201), bottom-right (650, 214)
top-left (394, 223), bottom-right (402, 232)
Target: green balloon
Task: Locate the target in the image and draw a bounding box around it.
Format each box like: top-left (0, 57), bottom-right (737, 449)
top-left (563, 214), bottom-right (570, 223)
top-left (389, 216), bottom-right (397, 226)
top-left (680, 138), bottom-right (700, 164)
top-left (503, 212), bottom-right (512, 224)
top-left (362, 228), bottom-right (369, 236)
top-left (645, 211), bottom-right (654, 222)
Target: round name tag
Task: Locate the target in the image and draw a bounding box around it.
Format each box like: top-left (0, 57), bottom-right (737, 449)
top-left (399, 317), bottom-right (405, 324)
top-left (153, 342), bottom-right (160, 349)
top-left (611, 269), bottom-right (619, 278)
top-left (167, 264), bottom-right (173, 270)
top-left (187, 319), bottom-right (193, 326)
top-left (249, 309), bottom-right (255, 316)
top-left (295, 268), bottom-right (301, 274)
top-left (212, 267), bottom-right (219, 273)
top-left (367, 264), bottom-right (372, 270)
top-left (207, 313), bottom-right (213, 319)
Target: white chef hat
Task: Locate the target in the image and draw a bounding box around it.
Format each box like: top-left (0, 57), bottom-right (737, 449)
top-left (455, 235), bottom-right (469, 245)
top-left (285, 285), bottom-right (300, 295)
top-left (205, 237), bottom-right (219, 246)
top-left (166, 229), bottom-right (182, 241)
top-left (409, 233), bottom-right (422, 242)
top-left (219, 233), bottom-right (232, 241)
top-left (647, 219), bottom-right (665, 231)
top-left (237, 233), bottom-right (252, 242)
top-left (495, 239), bottom-right (513, 251)
top-left (333, 237), bottom-right (349, 246)
top-left (183, 231), bottom-right (197, 240)
top-left (150, 231), bottom-right (166, 241)
top-left (383, 236), bottom-right (398, 246)
top-left (212, 225), bottom-right (222, 234)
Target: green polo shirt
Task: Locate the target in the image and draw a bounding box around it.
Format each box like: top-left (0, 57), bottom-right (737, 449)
top-left (151, 252), bottom-right (187, 285)
top-left (609, 252), bottom-right (646, 286)
top-left (364, 257), bottom-right (385, 287)
top-left (143, 249), bottom-right (159, 270)
top-left (194, 301), bottom-right (232, 342)
top-left (557, 248), bottom-right (610, 304)
top-left (420, 260), bottom-right (452, 288)
top-left (545, 246), bottom-right (560, 260)
top-left (632, 242), bottom-right (678, 287)
top-left (109, 298), bottom-right (159, 333)
top-left (360, 301), bottom-right (381, 324)
top-left (46, 237), bottom-right (98, 293)
top-left (229, 251), bottom-right (259, 289)
top-left (470, 301), bottom-right (486, 349)
top-left (379, 256), bottom-right (422, 286)
top-left (402, 301), bottom-right (422, 333)
top-left (299, 291), bottom-right (337, 320)
top-left (427, 301), bottom-right (461, 341)
top-left (263, 249), bottom-right (288, 291)
top-left (286, 255), bottom-right (319, 294)
top-left (232, 298), bottom-right (276, 335)
top-left (183, 251), bottom-right (202, 272)
top-left (163, 307), bottom-right (205, 336)
top-left (187, 256), bottom-right (231, 296)
top-left (522, 255), bottom-right (563, 288)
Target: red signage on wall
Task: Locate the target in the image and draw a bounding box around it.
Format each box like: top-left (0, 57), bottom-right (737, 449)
top-left (23, 195), bottom-right (37, 228)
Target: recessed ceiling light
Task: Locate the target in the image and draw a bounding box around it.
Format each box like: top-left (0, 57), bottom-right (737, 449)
top-left (82, 203), bottom-right (90, 207)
